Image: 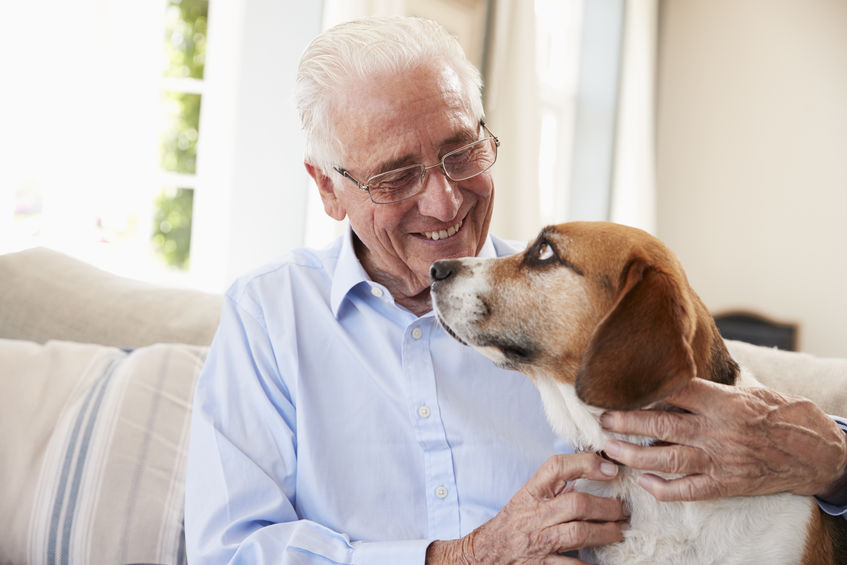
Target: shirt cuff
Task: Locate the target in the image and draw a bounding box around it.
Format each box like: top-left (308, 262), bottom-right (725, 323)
top-left (352, 539), bottom-right (433, 565)
top-left (815, 416), bottom-right (847, 517)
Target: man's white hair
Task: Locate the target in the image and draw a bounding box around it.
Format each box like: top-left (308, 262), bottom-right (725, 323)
top-left (296, 16), bottom-right (485, 174)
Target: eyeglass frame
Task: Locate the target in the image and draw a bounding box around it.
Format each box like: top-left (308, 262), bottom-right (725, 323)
top-left (332, 121), bottom-right (500, 205)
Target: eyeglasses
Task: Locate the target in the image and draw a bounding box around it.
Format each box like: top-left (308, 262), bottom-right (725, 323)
top-left (333, 121), bottom-right (500, 205)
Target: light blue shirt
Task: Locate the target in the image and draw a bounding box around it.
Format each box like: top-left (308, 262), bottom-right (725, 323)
top-left (185, 229), bottom-right (568, 564)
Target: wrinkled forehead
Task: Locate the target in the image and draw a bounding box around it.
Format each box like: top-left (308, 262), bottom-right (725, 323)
top-left (333, 64), bottom-right (476, 153)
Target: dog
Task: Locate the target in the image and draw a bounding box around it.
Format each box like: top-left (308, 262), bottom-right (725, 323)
top-left (430, 221), bottom-right (845, 565)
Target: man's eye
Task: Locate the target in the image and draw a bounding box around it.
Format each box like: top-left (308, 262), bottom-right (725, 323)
top-left (374, 169), bottom-right (418, 190)
top-left (537, 241), bottom-right (555, 261)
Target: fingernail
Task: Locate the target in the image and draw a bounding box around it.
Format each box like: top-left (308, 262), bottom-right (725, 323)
top-left (600, 412), bottom-right (613, 429)
top-left (604, 440), bottom-right (622, 458)
top-left (636, 474), bottom-right (656, 491)
top-left (600, 461), bottom-right (619, 476)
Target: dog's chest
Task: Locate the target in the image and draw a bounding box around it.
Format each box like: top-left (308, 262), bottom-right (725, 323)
top-left (574, 470), bottom-right (814, 565)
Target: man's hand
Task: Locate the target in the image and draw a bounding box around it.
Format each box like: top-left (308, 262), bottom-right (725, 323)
top-left (599, 377), bottom-right (847, 503)
top-left (426, 453), bottom-right (628, 564)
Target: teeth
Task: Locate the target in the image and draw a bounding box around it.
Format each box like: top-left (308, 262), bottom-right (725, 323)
top-left (425, 220), bottom-right (462, 241)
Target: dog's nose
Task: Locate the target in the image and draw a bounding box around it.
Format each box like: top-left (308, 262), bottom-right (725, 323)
top-left (430, 260), bottom-right (457, 282)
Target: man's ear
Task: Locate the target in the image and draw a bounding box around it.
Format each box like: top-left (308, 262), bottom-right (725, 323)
top-left (575, 260), bottom-right (696, 410)
top-left (305, 162), bottom-right (346, 221)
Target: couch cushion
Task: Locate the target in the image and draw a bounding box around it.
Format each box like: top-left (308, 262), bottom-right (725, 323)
top-left (0, 338), bottom-right (205, 565)
top-left (727, 339), bottom-right (847, 417)
top-left (0, 247), bottom-right (222, 348)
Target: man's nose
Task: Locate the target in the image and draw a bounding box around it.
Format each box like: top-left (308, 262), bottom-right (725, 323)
top-left (416, 167), bottom-right (461, 221)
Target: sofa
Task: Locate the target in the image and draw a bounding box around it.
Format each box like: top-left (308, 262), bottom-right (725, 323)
top-left (1, 247), bottom-right (846, 565)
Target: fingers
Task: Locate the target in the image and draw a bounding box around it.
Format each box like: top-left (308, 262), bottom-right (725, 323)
top-left (547, 520), bottom-right (627, 555)
top-left (600, 409), bottom-right (699, 445)
top-left (468, 454), bottom-right (628, 562)
top-left (603, 440), bottom-right (710, 475)
top-left (527, 453), bottom-right (621, 499)
top-left (542, 490), bottom-right (629, 526)
top-left (636, 472), bottom-right (723, 502)
top-left (662, 377), bottom-right (730, 412)
top-left (531, 455), bottom-right (629, 554)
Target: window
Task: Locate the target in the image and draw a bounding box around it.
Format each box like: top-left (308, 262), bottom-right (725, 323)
top-left (534, 0), bottom-right (584, 225)
top-left (156, 0), bottom-right (208, 270)
top-left (2, 0), bottom-right (208, 285)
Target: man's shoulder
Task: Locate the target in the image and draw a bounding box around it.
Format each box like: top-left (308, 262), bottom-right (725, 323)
top-left (490, 234), bottom-right (528, 257)
top-left (226, 238), bottom-right (342, 303)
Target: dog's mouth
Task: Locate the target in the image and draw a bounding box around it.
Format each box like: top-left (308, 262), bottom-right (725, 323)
top-left (493, 342), bottom-right (535, 364)
top-left (479, 337), bottom-right (537, 365)
top-left (434, 315), bottom-right (536, 365)
top-left (435, 314), bottom-right (468, 346)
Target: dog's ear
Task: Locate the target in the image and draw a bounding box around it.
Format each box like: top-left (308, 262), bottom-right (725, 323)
top-left (575, 259), bottom-right (696, 410)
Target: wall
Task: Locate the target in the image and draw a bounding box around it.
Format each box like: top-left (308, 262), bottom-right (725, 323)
top-left (190, 2), bottom-right (323, 291)
top-left (655, 0), bottom-right (847, 357)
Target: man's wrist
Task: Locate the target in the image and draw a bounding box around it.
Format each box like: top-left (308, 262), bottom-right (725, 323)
top-left (425, 539), bottom-right (464, 564)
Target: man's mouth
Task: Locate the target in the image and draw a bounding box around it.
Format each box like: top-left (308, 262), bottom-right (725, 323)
top-left (423, 219), bottom-right (463, 241)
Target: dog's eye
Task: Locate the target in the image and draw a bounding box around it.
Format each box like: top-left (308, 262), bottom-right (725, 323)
top-left (536, 241), bottom-right (555, 262)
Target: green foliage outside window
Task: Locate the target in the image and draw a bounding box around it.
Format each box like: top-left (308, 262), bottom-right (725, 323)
top-left (164, 0), bottom-right (207, 79)
top-left (153, 187), bottom-right (194, 269)
top-left (154, 0), bottom-right (208, 269)
top-left (161, 91), bottom-right (202, 175)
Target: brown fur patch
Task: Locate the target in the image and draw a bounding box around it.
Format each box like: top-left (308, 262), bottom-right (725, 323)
top-left (801, 508), bottom-right (847, 564)
top-left (575, 262), bottom-right (696, 410)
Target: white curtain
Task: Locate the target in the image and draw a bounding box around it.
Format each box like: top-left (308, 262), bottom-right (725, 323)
top-left (610, 0), bottom-right (658, 234)
top-left (485, 0), bottom-right (542, 243)
top-left (484, 0), bottom-right (658, 240)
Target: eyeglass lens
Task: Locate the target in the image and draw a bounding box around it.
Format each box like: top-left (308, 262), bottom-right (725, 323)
top-left (367, 137), bottom-right (497, 204)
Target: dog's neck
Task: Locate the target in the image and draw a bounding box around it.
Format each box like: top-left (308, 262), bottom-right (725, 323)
top-left (533, 377), bottom-right (652, 453)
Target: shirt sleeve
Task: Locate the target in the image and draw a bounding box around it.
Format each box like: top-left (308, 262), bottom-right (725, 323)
top-left (184, 292), bottom-right (432, 564)
top-left (816, 415), bottom-right (847, 518)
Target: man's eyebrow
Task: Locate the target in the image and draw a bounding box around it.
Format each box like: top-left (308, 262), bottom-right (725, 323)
top-left (370, 154), bottom-right (417, 177)
top-left (441, 128), bottom-right (477, 149)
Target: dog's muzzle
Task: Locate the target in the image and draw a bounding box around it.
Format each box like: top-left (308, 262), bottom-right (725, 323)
top-left (430, 259), bottom-right (460, 283)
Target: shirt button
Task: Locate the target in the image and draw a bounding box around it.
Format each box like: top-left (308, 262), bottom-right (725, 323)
top-left (411, 327), bottom-right (423, 340)
top-left (435, 486), bottom-right (448, 499)
top-left (371, 286), bottom-right (383, 298)
top-left (418, 405), bottom-right (431, 419)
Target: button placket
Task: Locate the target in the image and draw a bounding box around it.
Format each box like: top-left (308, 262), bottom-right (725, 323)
top-left (402, 317), bottom-right (461, 539)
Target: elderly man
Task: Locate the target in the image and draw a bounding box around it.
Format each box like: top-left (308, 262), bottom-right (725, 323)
top-left (185, 16), bottom-right (846, 564)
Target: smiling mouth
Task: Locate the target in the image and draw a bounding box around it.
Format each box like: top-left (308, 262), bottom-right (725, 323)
top-left (423, 219), bottom-right (463, 241)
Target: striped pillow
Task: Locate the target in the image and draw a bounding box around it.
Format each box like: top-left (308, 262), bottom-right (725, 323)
top-left (0, 339), bottom-right (206, 565)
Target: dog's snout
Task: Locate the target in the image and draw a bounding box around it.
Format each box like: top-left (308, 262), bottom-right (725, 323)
top-left (430, 259), bottom-right (458, 282)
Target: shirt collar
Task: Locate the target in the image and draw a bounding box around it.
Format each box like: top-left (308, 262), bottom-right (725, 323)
top-left (329, 223), bottom-right (499, 318)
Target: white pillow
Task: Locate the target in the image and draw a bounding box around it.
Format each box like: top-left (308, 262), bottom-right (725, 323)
top-left (0, 339), bottom-right (206, 565)
top-left (0, 247), bottom-right (221, 348)
top-left (727, 339), bottom-right (847, 417)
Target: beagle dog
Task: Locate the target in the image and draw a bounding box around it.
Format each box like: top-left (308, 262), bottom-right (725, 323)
top-left (430, 221), bottom-right (845, 565)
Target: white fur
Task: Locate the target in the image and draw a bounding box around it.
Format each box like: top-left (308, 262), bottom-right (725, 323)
top-left (534, 369), bottom-right (815, 565)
